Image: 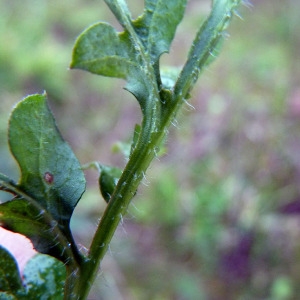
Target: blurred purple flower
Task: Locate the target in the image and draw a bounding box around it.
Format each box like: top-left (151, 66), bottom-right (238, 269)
top-left (279, 199), bottom-right (300, 214)
top-left (220, 232), bottom-right (254, 281)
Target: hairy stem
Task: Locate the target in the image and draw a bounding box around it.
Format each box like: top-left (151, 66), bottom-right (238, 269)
top-left (70, 0), bottom-right (242, 299)
top-left (72, 120), bottom-right (165, 299)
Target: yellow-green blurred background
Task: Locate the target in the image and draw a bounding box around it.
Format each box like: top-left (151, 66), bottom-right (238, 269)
top-left (1, 0), bottom-right (300, 299)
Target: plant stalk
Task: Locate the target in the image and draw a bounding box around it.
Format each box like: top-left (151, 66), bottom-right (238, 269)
top-left (69, 1), bottom-right (242, 299)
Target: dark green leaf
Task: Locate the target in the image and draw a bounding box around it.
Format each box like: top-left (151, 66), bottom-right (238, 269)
top-left (23, 254), bottom-right (66, 299)
top-left (133, 0), bottom-right (188, 62)
top-left (0, 246), bottom-right (22, 293)
top-left (0, 200), bottom-right (67, 261)
top-left (99, 166), bottom-right (122, 203)
top-left (8, 93), bottom-right (86, 234)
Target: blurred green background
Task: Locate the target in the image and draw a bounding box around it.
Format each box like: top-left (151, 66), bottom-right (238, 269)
top-left (1, 0), bottom-right (300, 299)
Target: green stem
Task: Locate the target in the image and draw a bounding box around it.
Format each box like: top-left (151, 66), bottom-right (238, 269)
top-left (70, 1), bottom-right (242, 299)
top-left (72, 118), bottom-right (165, 299)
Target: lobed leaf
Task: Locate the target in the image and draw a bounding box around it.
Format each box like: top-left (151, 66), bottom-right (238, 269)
top-left (133, 0), bottom-right (188, 62)
top-left (70, 23), bottom-right (149, 107)
top-left (8, 93), bottom-right (86, 235)
top-left (71, 23), bottom-right (137, 78)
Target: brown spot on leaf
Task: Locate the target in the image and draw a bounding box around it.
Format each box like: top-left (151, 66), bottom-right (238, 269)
top-left (44, 172), bottom-right (54, 184)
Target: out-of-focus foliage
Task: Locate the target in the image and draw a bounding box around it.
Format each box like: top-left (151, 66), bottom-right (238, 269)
top-left (1, 0), bottom-right (300, 299)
